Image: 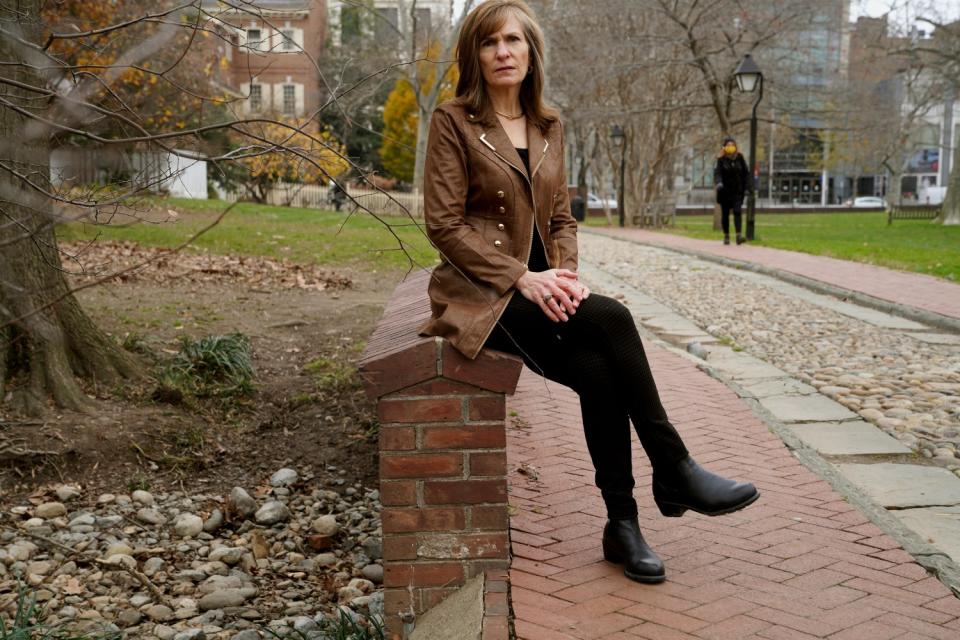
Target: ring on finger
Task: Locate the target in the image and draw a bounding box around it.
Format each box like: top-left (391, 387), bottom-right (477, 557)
top-left (543, 293), bottom-right (553, 303)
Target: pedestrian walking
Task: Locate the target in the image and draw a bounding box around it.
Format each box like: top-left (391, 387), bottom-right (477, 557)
top-left (328, 179), bottom-right (346, 212)
top-left (713, 136), bottom-right (751, 245)
top-left (418, 0), bottom-right (759, 584)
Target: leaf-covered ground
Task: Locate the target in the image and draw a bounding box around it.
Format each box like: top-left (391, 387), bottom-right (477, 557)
top-left (0, 244), bottom-right (396, 502)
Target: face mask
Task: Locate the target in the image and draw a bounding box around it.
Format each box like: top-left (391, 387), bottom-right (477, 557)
top-left (724, 144), bottom-right (737, 155)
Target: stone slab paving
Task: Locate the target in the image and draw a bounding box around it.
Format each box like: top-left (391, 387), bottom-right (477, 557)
top-left (576, 241), bottom-right (960, 573)
top-left (506, 353), bottom-right (960, 639)
top-left (732, 270), bottom-right (931, 331)
top-left (757, 394), bottom-right (860, 423)
top-left (836, 464), bottom-right (960, 509)
top-left (912, 333), bottom-right (960, 346)
top-left (786, 422), bottom-right (914, 456)
top-left (588, 226), bottom-right (960, 323)
top-left (896, 507), bottom-right (960, 562)
top-left (738, 378), bottom-right (819, 399)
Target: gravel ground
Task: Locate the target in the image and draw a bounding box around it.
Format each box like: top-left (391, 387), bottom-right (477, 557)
top-left (1, 466), bottom-right (383, 639)
top-left (581, 234), bottom-right (960, 474)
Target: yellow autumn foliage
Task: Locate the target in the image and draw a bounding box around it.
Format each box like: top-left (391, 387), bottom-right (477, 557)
top-left (42, 0), bottom-right (224, 134)
top-left (232, 121), bottom-right (349, 201)
top-left (380, 43), bottom-right (457, 182)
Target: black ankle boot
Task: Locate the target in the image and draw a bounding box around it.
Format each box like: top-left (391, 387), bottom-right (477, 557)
top-left (653, 456), bottom-right (759, 517)
top-left (736, 233), bottom-right (745, 245)
top-left (723, 234), bottom-right (730, 245)
top-left (602, 518), bottom-right (665, 583)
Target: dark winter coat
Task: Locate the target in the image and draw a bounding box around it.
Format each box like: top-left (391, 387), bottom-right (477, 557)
top-left (713, 153), bottom-right (751, 207)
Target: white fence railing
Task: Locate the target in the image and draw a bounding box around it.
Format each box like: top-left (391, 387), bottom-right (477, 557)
top-left (220, 182), bottom-right (424, 218)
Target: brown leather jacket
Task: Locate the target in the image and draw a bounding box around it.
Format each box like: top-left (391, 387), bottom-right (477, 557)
top-left (418, 101), bottom-right (578, 359)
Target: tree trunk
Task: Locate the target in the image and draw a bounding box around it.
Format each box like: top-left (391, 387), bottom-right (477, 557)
top-left (408, 1), bottom-right (471, 191)
top-left (1, 0), bottom-right (140, 415)
top-left (886, 165), bottom-right (903, 210)
top-left (941, 137), bottom-right (960, 225)
top-left (412, 102), bottom-right (431, 191)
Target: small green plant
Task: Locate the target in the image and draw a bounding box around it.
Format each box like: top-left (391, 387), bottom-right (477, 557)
top-left (126, 473), bottom-right (150, 493)
top-left (305, 356), bottom-right (360, 394)
top-left (716, 335), bottom-right (743, 351)
top-left (0, 580), bottom-right (112, 639)
top-left (262, 609), bottom-right (385, 640)
top-left (156, 332), bottom-right (255, 399)
top-left (120, 332), bottom-right (152, 357)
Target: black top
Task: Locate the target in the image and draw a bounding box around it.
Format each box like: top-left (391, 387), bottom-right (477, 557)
top-left (713, 153), bottom-right (751, 206)
top-left (516, 148), bottom-right (549, 273)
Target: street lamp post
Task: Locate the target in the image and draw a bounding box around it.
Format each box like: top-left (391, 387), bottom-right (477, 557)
top-left (611, 125), bottom-right (626, 227)
top-left (734, 54), bottom-right (764, 241)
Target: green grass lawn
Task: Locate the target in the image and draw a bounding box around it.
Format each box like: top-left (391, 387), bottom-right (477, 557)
top-left (594, 212), bottom-right (960, 281)
top-left (57, 198), bottom-right (439, 273)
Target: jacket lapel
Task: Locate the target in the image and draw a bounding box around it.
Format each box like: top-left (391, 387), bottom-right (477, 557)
top-left (476, 117), bottom-right (551, 181)
top-left (526, 121), bottom-right (549, 179)
top-left (478, 123), bottom-right (526, 180)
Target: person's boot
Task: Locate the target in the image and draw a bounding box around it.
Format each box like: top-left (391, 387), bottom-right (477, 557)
top-left (602, 518), bottom-right (666, 583)
top-left (723, 234), bottom-right (730, 245)
top-left (736, 233), bottom-right (745, 245)
top-left (653, 456), bottom-right (759, 517)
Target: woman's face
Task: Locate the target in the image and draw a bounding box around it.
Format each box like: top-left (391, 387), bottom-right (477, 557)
top-left (479, 13), bottom-right (530, 91)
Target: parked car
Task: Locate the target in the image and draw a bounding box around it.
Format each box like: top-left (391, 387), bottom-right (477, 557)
top-left (587, 193), bottom-right (618, 209)
top-left (851, 196), bottom-right (886, 208)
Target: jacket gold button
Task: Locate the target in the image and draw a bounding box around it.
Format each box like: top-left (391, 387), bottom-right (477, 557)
top-left (497, 190), bottom-right (504, 198)
top-left (494, 240), bottom-right (502, 247)
top-left (499, 206), bottom-right (505, 213)
top-left (497, 223), bottom-right (505, 230)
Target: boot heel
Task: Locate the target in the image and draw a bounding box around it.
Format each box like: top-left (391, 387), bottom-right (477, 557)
top-left (656, 501), bottom-right (687, 517)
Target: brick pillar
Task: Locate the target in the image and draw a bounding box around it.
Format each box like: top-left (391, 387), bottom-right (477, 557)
top-left (359, 272), bottom-right (522, 639)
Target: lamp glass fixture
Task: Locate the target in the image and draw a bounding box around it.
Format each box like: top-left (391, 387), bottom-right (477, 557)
top-left (734, 54), bottom-right (762, 93)
top-left (736, 72), bottom-right (759, 93)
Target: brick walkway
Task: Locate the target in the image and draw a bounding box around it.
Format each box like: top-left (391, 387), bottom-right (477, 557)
top-left (588, 227), bottom-right (960, 322)
top-left (505, 341), bottom-right (960, 639)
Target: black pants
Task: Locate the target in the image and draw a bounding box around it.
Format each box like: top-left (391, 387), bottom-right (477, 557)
top-left (720, 202), bottom-right (742, 235)
top-left (483, 292), bottom-right (689, 519)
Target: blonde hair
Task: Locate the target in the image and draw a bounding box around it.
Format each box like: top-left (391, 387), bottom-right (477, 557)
top-left (454, 0), bottom-right (557, 131)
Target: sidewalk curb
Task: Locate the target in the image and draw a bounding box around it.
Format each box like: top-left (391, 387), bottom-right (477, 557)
top-left (578, 256), bottom-right (960, 600)
top-left (699, 363), bottom-right (960, 599)
top-left (640, 327), bottom-right (960, 598)
top-left (582, 228), bottom-right (960, 334)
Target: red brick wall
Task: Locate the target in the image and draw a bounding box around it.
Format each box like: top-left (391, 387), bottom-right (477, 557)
top-left (379, 378), bottom-right (510, 637)
top-left (360, 270), bottom-right (519, 639)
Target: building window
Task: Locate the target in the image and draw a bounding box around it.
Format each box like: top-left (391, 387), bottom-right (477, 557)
top-left (341, 6), bottom-right (361, 47)
top-left (281, 28), bottom-right (295, 51)
top-left (283, 84), bottom-right (296, 116)
top-left (246, 28), bottom-right (262, 50)
top-left (249, 84), bottom-right (262, 112)
top-left (415, 8), bottom-right (432, 41)
top-left (376, 8), bottom-right (399, 44)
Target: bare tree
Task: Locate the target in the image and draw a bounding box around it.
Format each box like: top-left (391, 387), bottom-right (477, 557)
top-left (910, 10), bottom-right (960, 224)
top-left (396, 0), bottom-right (474, 190)
top-left (534, 0), bottom-right (837, 224)
top-left (827, 7), bottom-right (951, 216)
top-left (0, 0), bottom-right (426, 414)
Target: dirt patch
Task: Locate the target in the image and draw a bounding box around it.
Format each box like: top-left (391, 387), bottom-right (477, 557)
top-left (0, 246), bottom-right (405, 504)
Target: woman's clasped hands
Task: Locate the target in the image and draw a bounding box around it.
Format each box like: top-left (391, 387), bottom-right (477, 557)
top-left (515, 268), bottom-right (590, 323)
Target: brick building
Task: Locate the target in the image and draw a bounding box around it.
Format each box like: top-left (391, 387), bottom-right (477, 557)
top-left (203, 0), bottom-right (326, 119)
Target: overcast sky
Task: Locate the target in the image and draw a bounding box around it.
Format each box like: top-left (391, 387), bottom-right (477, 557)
top-left (450, 1), bottom-right (960, 24)
top-left (843, 0), bottom-right (958, 23)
